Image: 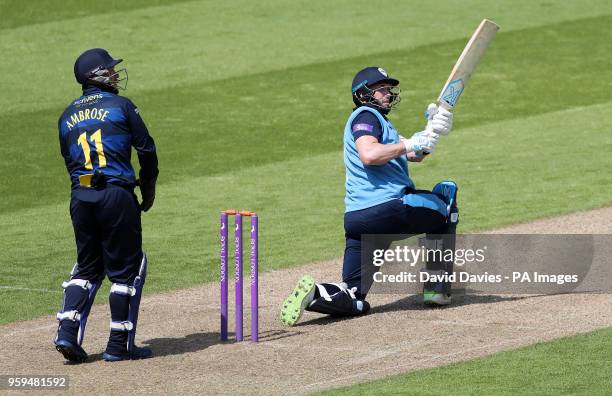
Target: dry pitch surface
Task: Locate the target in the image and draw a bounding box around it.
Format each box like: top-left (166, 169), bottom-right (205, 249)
top-left (1, 208), bottom-right (611, 394)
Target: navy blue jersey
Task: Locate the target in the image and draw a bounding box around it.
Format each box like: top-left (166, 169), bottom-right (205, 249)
top-left (58, 86), bottom-right (157, 188)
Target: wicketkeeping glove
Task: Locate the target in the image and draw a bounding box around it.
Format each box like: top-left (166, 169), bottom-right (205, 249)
top-left (139, 177), bottom-right (157, 212)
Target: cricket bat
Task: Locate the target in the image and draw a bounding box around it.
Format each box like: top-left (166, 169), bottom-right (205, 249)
top-left (436, 19), bottom-right (500, 110)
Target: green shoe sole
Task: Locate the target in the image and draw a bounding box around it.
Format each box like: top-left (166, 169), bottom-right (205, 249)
top-left (280, 275), bottom-right (316, 326)
top-left (423, 291), bottom-right (452, 306)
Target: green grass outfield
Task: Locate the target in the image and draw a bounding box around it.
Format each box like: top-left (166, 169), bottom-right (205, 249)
top-left (317, 327), bottom-right (612, 395)
top-left (1, 1), bottom-right (611, 324)
top-left (0, 0), bottom-right (610, 319)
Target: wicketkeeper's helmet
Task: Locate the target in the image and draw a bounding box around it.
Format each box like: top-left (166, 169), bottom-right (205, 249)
top-left (74, 48), bottom-right (128, 92)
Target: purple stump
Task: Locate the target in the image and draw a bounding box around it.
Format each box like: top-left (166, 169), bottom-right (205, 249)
top-left (235, 213), bottom-right (243, 342)
top-left (220, 213), bottom-right (228, 341)
top-left (250, 215), bottom-right (259, 342)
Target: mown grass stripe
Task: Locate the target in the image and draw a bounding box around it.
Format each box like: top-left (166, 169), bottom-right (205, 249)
top-left (0, 0), bottom-right (195, 31)
top-left (2, 2), bottom-right (612, 114)
top-left (3, 14), bottom-right (612, 215)
top-left (316, 327), bottom-right (612, 395)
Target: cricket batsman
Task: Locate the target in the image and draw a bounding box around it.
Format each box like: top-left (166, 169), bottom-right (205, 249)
top-left (280, 67), bottom-right (458, 325)
top-left (54, 48), bottom-right (158, 362)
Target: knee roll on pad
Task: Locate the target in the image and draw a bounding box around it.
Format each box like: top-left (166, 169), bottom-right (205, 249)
top-left (56, 263), bottom-right (101, 345)
top-left (109, 254), bottom-right (148, 352)
top-left (432, 180), bottom-right (458, 223)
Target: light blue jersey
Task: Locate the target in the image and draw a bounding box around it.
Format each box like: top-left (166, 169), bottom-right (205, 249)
top-left (344, 106), bottom-right (415, 212)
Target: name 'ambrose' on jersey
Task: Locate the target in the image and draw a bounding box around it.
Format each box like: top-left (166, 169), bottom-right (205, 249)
top-left (65, 108), bottom-right (110, 130)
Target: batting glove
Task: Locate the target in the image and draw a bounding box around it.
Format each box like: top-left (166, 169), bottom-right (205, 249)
top-left (425, 103), bottom-right (453, 136)
top-left (402, 130), bottom-right (439, 156)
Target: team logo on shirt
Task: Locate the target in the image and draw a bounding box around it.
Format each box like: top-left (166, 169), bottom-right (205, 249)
top-left (73, 94), bottom-right (103, 107)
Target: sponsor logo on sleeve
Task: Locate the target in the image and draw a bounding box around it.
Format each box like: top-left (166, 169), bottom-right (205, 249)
top-left (352, 123), bottom-right (374, 133)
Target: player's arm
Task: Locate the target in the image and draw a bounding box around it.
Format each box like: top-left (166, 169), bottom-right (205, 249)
top-left (125, 100), bottom-right (158, 178)
top-left (355, 136), bottom-right (406, 165)
top-left (356, 130), bottom-right (440, 165)
top-left (351, 112), bottom-right (408, 166)
top-left (352, 111), bottom-right (442, 166)
top-left (58, 116), bottom-right (73, 170)
top-left (125, 99), bottom-right (159, 212)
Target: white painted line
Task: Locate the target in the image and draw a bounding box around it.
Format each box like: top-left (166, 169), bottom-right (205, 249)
top-left (1, 324), bottom-right (57, 338)
top-left (0, 286), bottom-right (60, 293)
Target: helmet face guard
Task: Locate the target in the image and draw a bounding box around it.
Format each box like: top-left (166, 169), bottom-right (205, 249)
top-left (351, 67), bottom-right (401, 113)
top-left (353, 83), bottom-right (401, 112)
top-left (74, 48), bottom-right (127, 92)
top-left (88, 66), bottom-right (128, 91)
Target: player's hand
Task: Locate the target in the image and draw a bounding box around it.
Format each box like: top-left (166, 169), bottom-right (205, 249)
top-left (139, 177), bottom-right (157, 212)
top-left (400, 134), bottom-right (427, 160)
top-left (402, 130), bottom-right (439, 156)
top-left (425, 103), bottom-right (453, 136)
top-left (406, 151), bottom-right (425, 162)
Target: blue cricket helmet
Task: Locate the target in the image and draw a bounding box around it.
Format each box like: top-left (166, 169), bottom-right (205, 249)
top-left (351, 67), bottom-right (401, 111)
top-left (351, 67), bottom-right (399, 94)
top-left (74, 48), bottom-right (122, 84)
top-left (73, 48), bottom-right (127, 91)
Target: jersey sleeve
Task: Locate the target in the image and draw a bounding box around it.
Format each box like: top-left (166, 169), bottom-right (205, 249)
top-left (124, 99), bottom-right (159, 181)
top-left (58, 114), bottom-right (71, 171)
top-left (350, 111), bottom-right (383, 142)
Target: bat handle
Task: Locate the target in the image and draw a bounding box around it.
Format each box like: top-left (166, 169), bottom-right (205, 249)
top-left (421, 107), bottom-right (436, 156)
top-left (421, 100), bottom-right (451, 156)
top-left (437, 101), bottom-right (452, 111)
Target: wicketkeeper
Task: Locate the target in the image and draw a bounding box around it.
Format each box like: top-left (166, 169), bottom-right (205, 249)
top-left (54, 48), bottom-right (158, 362)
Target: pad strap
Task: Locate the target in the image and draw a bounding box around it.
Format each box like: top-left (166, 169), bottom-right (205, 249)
top-left (56, 310), bottom-right (81, 322)
top-left (62, 279), bottom-right (93, 290)
top-left (110, 321), bottom-right (134, 331)
top-left (110, 283), bottom-right (137, 296)
top-left (315, 284), bottom-right (332, 301)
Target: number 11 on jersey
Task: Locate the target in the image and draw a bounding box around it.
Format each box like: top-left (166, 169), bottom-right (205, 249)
top-left (77, 129), bottom-right (106, 169)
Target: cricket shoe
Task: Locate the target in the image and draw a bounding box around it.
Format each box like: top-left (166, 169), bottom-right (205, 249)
top-left (55, 339), bottom-right (88, 363)
top-left (103, 346), bottom-right (153, 362)
top-left (280, 275), bottom-right (316, 326)
top-left (423, 291), bottom-right (451, 306)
